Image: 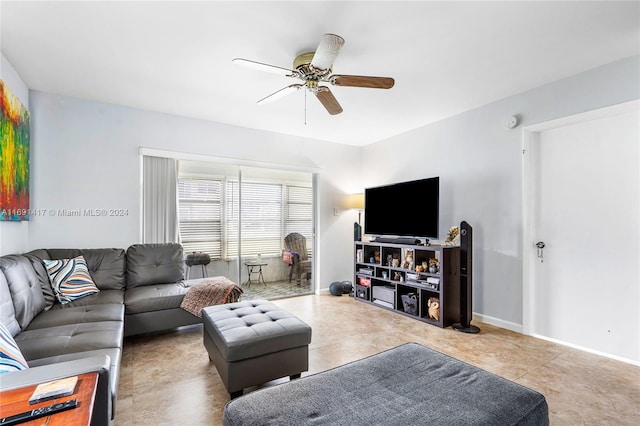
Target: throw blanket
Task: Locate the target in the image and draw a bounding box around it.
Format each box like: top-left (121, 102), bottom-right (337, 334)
top-left (180, 277), bottom-right (243, 318)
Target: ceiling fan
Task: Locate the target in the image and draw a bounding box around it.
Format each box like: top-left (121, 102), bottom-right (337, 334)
top-left (232, 33), bottom-right (395, 115)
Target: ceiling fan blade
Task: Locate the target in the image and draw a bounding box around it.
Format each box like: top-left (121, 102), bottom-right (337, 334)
top-left (310, 33), bottom-right (345, 72)
top-left (232, 58), bottom-right (296, 77)
top-left (315, 87), bottom-right (343, 115)
top-left (257, 84), bottom-right (303, 104)
top-left (331, 75), bottom-right (395, 89)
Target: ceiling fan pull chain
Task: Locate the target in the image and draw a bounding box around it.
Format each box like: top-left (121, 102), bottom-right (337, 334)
top-left (304, 87), bottom-right (307, 125)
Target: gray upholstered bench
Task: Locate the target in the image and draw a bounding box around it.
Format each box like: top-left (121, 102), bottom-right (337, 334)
top-left (223, 342), bottom-right (549, 425)
top-left (202, 299), bottom-right (312, 399)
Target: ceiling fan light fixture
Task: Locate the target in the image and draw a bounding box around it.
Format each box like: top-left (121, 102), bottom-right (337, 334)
top-left (310, 33), bottom-right (345, 71)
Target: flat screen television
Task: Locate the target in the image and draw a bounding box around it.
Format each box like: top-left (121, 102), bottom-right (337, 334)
top-left (364, 177), bottom-right (439, 240)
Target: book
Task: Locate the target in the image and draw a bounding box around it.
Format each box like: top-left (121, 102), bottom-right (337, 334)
top-left (29, 376), bottom-right (78, 405)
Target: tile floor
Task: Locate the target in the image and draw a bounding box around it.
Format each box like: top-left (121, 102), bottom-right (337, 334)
top-left (116, 294), bottom-right (640, 425)
top-left (238, 279), bottom-right (313, 301)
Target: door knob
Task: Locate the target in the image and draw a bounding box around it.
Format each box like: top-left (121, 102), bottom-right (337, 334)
top-left (536, 241), bottom-right (545, 262)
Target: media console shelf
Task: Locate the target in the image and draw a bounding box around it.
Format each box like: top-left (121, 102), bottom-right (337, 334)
top-left (354, 241), bottom-right (460, 328)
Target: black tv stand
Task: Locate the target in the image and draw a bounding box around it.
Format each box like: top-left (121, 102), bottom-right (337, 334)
top-left (354, 240), bottom-right (460, 328)
top-left (373, 237), bottom-right (423, 245)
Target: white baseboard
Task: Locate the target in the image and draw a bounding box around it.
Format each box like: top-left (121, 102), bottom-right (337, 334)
top-left (531, 333), bottom-right (640, 367)
top-left (472, 312), bottom-right (523, 333)
top-left (472, 313), bottom-right (640, 366)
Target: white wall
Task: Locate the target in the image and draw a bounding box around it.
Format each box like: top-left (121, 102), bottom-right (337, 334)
top-left (28, 91), bottom-right (362, 290)
top-left (362, 55), bottom-right (640, 329)
top-left (0, 54), bottom-right (30, 255)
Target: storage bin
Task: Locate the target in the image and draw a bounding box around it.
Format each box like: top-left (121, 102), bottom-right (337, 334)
top-left (356, 284), bottom-right (370, 300)
top-left (401, 293), bottom-right (418, 316)
top-left (372, 286), bottom-right (395, 304)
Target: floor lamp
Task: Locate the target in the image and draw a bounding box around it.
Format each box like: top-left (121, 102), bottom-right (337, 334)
top-left (347, 193), bottom-right (364, 241)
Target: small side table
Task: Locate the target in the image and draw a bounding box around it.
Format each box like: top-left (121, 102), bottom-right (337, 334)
top-left (244, 262), bottom-right (267, 287)
top-left (0, 372), bottom-right (98, 426)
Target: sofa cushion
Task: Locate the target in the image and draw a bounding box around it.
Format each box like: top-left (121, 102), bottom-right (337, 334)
top-left (126, 243), bottom-right (184, 288)
top-left (0, 321), bottom-right (29, 373)
top-left (15, 321), bottom-right (124, 361)
top-left (23, 252), bottom-right (57, 311)
top-left (0, 271), bottom-right (21, 336)
top-left (0, 255), bottom-right (46, 330)
top-left (124, 284), bottom-right (188, 314)
top-left (26, 304), bottom-right (125, 330)
top-left (37, 249), bottom-right (127, 291)
top-left (49, 289), bottom-right (124, 310)
top-left (44, 256), bottom-right (100, 304)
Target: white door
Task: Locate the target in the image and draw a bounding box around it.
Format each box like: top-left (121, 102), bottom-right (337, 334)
top-left (525, 103), bottom-right (639, 363)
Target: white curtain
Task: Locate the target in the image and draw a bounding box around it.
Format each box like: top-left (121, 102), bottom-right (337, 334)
top-left (142, 156), bottom-right (178, 243)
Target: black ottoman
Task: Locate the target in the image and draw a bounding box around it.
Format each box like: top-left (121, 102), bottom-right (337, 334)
top-left (185, 252), bottom-right (211, 279)
top-left (202, 299), bottom-right (312, 399)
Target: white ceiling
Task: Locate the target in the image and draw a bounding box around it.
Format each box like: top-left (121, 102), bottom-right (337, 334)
top-left (1, 1), bottom-right (638, 146)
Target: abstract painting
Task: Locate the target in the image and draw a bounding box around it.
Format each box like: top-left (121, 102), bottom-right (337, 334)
top-left (0, 80), bottom-right (30, 221)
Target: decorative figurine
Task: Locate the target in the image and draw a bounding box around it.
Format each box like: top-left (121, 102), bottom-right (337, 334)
top-left (445, 226), bottom-right (460, 245)
top-left (427, 297), bottom-right (440, 321)
top-left (402, 249), bottom-right (414, 270)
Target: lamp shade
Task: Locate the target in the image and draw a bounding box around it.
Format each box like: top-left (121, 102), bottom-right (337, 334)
top-left (346, 193), bottom-right (364, 210)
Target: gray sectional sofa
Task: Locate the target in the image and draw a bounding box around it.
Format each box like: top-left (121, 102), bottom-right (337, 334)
top-left (0, 243), bottom-right (204, 426)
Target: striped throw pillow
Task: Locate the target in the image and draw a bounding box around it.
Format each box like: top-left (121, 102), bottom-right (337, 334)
top-left (43, 256), bottom-right (100, 304)
top-left (0, 321), bottom-right (28, 374)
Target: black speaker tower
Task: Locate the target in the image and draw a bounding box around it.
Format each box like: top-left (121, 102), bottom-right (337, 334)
top-left (453, 221), bottom-right (480, 334)
top-left (354, 222), bottom-right (362, 241)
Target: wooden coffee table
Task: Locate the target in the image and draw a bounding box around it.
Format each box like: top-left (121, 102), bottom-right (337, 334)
top-left (0, 372), bottom-right (98, 425)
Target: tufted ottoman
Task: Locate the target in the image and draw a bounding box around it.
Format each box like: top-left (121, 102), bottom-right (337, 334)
top-left (202, 299), bottom-right (312, 399)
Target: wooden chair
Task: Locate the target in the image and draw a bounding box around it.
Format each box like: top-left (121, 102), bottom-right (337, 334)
top-left (284, 233), bottom-right (312, 286)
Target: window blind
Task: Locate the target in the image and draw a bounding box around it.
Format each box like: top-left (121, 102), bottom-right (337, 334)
top-left (226, 181), bottom-right (283, 258)
top-left (285, 184), bottom-right (313, 255)
top-left (178, 177), bottom-right (312, 260)
top-left (177, 179), bottom-right (222, 258)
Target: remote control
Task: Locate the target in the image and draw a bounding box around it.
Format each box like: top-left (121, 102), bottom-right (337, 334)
top-left (0, 399), bottom-right (77, 426)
